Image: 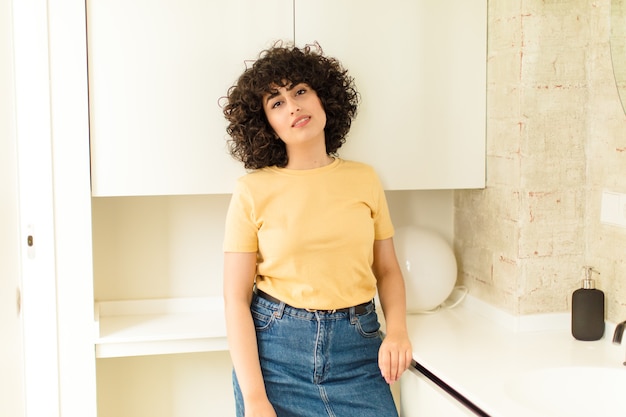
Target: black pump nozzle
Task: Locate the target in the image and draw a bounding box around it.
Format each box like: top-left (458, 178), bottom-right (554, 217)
top-left (612, 321), bottom-right (626, 345)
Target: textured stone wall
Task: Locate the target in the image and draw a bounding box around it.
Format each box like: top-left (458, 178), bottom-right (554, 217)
top-left (455, 0), bottom-right (626, 322)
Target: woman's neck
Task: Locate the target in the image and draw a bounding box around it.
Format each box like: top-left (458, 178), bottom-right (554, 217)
top-left (285, 142), bottom-right (334, 170)
top-left (285, 153), bottom-right (334, 170)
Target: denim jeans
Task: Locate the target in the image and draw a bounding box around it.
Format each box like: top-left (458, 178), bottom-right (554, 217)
top-left (233, 294), bottom-right (399, 417)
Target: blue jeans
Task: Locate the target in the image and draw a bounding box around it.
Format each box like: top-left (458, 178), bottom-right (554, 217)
top-left (233, 294), bottom-right (399, 417)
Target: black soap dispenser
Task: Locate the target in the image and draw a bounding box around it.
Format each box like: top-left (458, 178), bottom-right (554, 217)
top-left (571, 266), bottom-right (605, 341)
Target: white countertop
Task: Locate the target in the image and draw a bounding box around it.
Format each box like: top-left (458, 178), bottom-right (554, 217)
top-left (405, 293), bottom-right (625, 417)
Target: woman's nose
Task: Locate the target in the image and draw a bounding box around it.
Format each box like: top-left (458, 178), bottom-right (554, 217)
top-left (286, 98), bottom-right (300, 114)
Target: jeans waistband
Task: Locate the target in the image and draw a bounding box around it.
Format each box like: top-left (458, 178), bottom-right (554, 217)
top-left (255, 289), bottom-right (373, 315)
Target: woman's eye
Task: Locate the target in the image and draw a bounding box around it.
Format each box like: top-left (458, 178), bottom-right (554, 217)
top-left (296, 88), bottom-right (306, 95)
top-left (271, 100), bottom-right (282, 109)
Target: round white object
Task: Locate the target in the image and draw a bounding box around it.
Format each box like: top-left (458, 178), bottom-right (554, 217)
top-left (393, 226), bottom-right (457, 312)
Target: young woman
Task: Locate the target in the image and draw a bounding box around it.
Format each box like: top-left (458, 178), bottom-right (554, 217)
top-left (222, 43), bottom-right (412, 417)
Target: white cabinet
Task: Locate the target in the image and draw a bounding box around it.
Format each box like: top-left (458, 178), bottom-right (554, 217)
top-left (89, 194), bottom-right (235, 415)
top-left (91, 195), bottom-right (231, 359)
top-left (401, 367), bottom-right (477, 417)
top-left (295, 0), bottom-right (486, 190)
top-left (89, 0), bottom-right (486, 196)
top-left (87, 0), bottom-right (293, 196)
top-left (96, 351), bottom-right (235, 417)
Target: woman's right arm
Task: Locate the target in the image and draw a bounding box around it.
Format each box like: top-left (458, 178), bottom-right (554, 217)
top-left (224, 251), bottom-right (276, 417)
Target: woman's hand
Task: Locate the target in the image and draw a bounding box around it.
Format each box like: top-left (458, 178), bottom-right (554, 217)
top-left (244, 399), bottom-right (277, 417)
top-left (224, 252), bottom-right (275, 417)
top-left (378, 331), bottom-right (413, 384)
top-left (371, 237), bottom-right (413, 384)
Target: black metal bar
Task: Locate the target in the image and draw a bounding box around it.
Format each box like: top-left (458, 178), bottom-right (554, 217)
top-left (411, 360), bottom-right (491, 417)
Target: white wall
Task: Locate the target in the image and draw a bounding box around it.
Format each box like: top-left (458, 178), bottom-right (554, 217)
top-left (387, 190), bottom-right (455, 244)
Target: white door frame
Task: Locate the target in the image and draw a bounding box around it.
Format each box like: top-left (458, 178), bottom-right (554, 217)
top-left (1, 0), bottom-right (26, 415)
top-left (12, 0), bottom-right (97, 416)
top-left (48, 0), bottom-right (98, 415)
top-left (12, 0), bottom-right (61, 415)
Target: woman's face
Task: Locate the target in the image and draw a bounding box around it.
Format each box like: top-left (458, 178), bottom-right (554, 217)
top-left (263, 82), bottom-right (327, 150)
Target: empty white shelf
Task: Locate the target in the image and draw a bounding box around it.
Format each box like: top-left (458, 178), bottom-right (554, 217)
top-left (94, 297), bottom-right (228, 358)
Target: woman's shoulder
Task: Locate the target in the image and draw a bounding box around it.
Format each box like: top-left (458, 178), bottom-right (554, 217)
top-left (336, 158), bottom-right (378, 176)
top-left (230, 168), bottom-right (270, 195)
top-left (236, 167), bottom-right (275, 182)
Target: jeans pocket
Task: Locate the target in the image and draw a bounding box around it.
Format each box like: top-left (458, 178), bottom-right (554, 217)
top-left (354, 310), bottom-right (381, 338)
top-left (251, 306), bottom-right (277, 332)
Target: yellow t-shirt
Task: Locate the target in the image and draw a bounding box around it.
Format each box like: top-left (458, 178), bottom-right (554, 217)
top-left (223, 158), bottom-right (394, 309)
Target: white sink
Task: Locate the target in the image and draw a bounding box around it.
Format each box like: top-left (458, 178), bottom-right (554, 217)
top-left (505, 366), bottom-right (626, 417)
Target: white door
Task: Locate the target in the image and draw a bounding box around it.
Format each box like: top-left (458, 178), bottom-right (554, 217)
top-left (0, 2), bottom-right (26, 415)
top-left (11, 0), bottom-right (62, 415)
top-left (5, 2), bottom-right (98, 416)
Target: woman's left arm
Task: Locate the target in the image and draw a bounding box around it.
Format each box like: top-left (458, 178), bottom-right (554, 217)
top-left (372, 237), bottom-right (413, 384)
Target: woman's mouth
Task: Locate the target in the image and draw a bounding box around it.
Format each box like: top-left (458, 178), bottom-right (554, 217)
top-left (292, 116), bottom-right (310, 128)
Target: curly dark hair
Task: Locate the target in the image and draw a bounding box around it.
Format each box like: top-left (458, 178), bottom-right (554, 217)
top-left (222, 42), bottom-right (359, 169)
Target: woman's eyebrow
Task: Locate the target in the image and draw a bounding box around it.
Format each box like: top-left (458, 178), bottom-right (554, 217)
top-left (265, 90), bottom-right (281, 104)
top-left (264, 82), bottom-right (301, 104)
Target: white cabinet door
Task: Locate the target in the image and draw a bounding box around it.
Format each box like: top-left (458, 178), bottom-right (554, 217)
top-left (88, 0), bottom-right (294, 196)
top-left (400, 368), bottom-right (476, 417)
top-left (295, 0), bottom-right (486, 190)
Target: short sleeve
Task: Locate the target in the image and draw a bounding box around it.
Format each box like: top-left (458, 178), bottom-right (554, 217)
top-left (370, 170), bottom-right (395, 240)
top-left (223, 179), bottom-right (259, 252)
